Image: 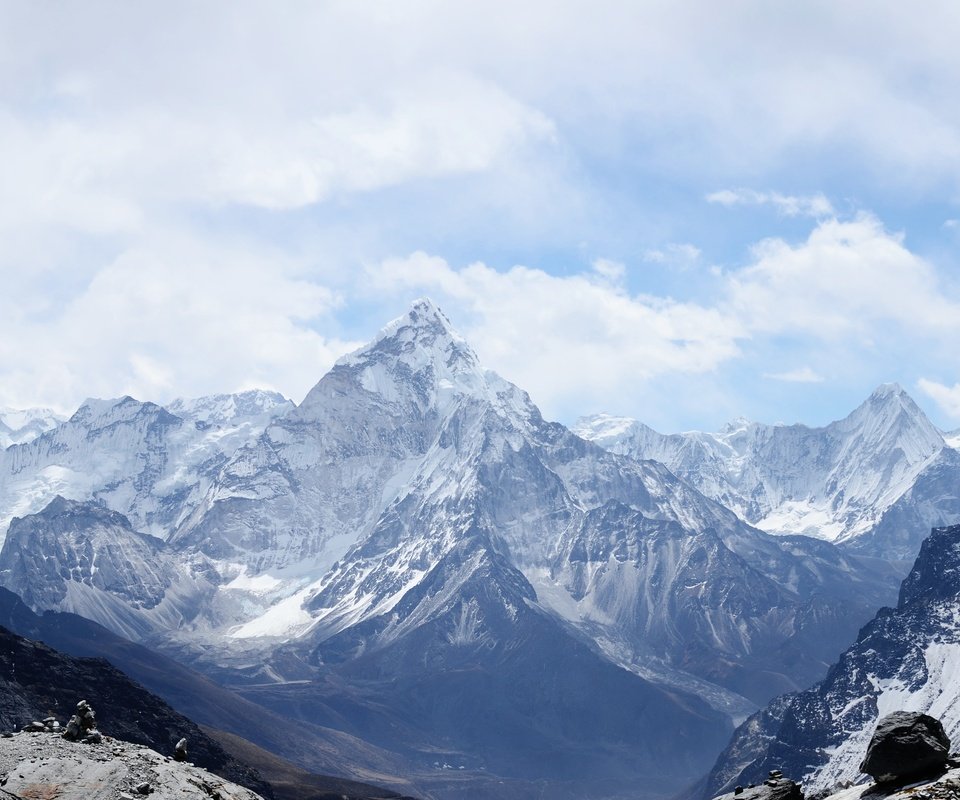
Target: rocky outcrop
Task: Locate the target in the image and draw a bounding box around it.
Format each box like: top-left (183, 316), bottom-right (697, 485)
top-left (0, 623), bottom-right (270, 797)
top-left (0, 728), bottom-right (264, 800)
top-left (859, 711), bottom-right (950, 784)
top-left (61, 699), bottom-right (100, 743)
top-left (714, 770), bottom-right (803, 800)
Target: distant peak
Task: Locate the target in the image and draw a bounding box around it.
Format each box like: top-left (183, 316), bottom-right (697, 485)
top-left (859, 382), bottom-right (922, 416)
top-left (719, 416), bottom-right (752, 434)
top-left (870, 382), bottom-right (906, 399)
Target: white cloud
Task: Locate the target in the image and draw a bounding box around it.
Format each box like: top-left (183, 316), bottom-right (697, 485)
top-left (0, 78), bottom-right (555, 228)
top-left (707, 189), bottom-right (835, 218)
top-left (369, 251), bottom-right (744, 418)
top-left (642, 243), bottom-right (702, 269)
top-left (7, 3), bottom-right (960, 427)
top-left (727, 214), bottom-right (960, 339)
top-left (0, 235), bottom-right (360, 411)
top-left (363, 213), bottom-right (960, 419)
top-left (918, 379), bottom-right (960, 420)
top-left (206, 76), bottom-right (556, 210)
top-left (764, 366), bottom-right (824, 383)
top-left (591, 258), bottom-right (626, 282)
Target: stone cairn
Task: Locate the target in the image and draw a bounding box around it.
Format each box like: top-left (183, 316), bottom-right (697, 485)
top-left (730, 769), bottom-right (803, 800)
top-left (19, 716), bottom-right (61, 735)
top-left (61, 699), bottom-right (102, 744)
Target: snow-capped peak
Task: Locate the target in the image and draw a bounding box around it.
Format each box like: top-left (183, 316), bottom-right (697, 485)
top-left (297, 298), bottom-right (495, 418)
top-left (338, 297), bottom-right (479, 373)
top-left (577, 384), bottom-right (946, 548)
top-left (166, 389), bottom-right (293, 427)
top-left (838, 382), bottom-right (944, 460)
top-left (67, 396), bottom-right (178, 430)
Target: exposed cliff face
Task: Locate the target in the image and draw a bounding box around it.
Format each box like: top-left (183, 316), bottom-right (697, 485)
top-left (0, 391), bottom-right (291, 545)
top-left (703, 524), bottom-right (960, 798)
top-left (0, 497), bottom-right (214, 640)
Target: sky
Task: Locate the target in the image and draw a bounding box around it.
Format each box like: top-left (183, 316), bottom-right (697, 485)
top-left (5, 1), bottom-right (960, 432)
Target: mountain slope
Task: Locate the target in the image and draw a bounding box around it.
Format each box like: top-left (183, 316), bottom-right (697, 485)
top-left (0, 496), bottom-right (214, 640)
top-left (0, 302), bottom-right (897, 703)
top-left (0, 391), bottom-right (291, 544)
top-left (0, 587), bottom-right (421, 797)
top-left (703, 523), bottom-right (960, 797)
top-left (0, 619), bottom-right (270, 796)
top-left (0, 300), bottom-right (907, 799)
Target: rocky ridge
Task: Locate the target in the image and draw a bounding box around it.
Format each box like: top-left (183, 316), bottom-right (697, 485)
top-left (575, 385), bottom-right (958, 561)
top-left (0, 728), bottom-right (263, 800)
top-left (0, 407), bottom-right (63, 450)
top-left (0, 623), bottom-right (269, 796)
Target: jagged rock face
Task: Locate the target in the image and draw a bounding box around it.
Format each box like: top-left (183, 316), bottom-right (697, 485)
top-left (301, 530), bottom-right (734, 797)
top-left (170, 300), bottom-right (528, 576)
top-left (0, 303), bottom-right (898, 706)
top-left (0, 300), bottom-right (914, 798)
top-left (274, 304), bottom-right (896, 709)
top-left (575, 384), bottom-right (952, 559)
top-left (0, 392), bottom-right (291, 544)
top-left (0, 497), bottom-right (214, 640)
top-left (703, 524), bottom-right (960, 798)
top-left (848, 447), bottom-right (960, 562)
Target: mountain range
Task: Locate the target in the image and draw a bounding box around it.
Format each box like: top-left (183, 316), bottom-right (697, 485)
top-left (575, 384), bottom-right (960, 562)
top-left (0, 298), bottom-right (954, 799)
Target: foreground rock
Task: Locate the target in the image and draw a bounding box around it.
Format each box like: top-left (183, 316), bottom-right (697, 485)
top-left (0, 622), bottom-right (269, 796)
top-left (819, 766), bottom-right (960, 800)
top-left (714, 770), bottom-right (803, 800)
top-left (860, 711), bottom-right (950, 784)
top-left (0, 729), bottom-right (263, 800)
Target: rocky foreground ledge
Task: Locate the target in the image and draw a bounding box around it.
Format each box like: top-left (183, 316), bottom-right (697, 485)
top-left (823, 767), bottom-right (960, 800)
top-left (0, 730), bottom-right (264, 800)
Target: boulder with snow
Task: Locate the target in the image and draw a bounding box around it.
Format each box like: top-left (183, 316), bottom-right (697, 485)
top-left (859, 711), bottom-right (949, 784)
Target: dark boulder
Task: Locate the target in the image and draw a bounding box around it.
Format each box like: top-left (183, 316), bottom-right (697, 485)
top-left (860, 711), bottom-right (950, 784)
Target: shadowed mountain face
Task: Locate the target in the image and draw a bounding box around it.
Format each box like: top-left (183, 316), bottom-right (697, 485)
top-left (0, 587), bottom-right (421, 799)
top-left (703, 524), bottom-right (960, 798)
top-left (0, 615), bottom-right (270, 798)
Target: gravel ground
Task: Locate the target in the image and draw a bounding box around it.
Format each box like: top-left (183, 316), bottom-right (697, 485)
top-left (0, 730), bottom-right (264, 800)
